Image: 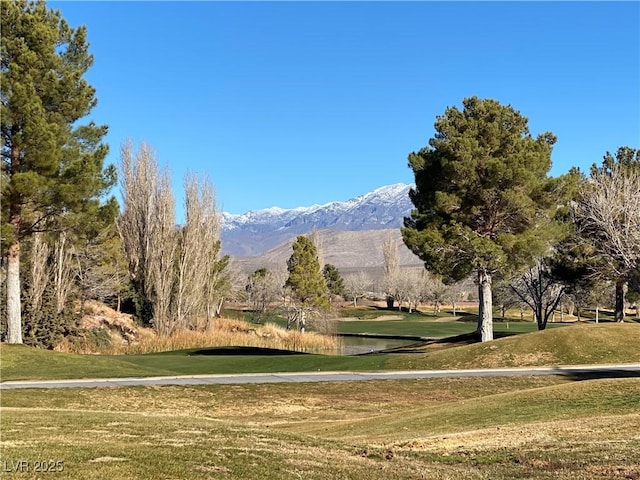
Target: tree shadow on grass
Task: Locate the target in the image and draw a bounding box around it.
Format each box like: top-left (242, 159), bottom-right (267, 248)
top-left (189, 346), bottom-right (310, 356)
top-left (557, 368), bottom-right (640, 381)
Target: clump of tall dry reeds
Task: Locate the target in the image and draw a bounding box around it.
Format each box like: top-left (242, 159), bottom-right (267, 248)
top-left (66, 317), bottom-right (340, 355)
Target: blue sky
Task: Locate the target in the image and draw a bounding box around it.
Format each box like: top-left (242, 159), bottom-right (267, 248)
top-left (52, 1), bottom-right (639, 215)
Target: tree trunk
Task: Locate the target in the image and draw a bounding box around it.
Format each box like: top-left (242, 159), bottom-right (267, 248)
top-left (614, 280), bottom-right (626, 323)
top-left (6, 242), bottom-right (23, 344)
top-left (477, 269), bottom-right (493, 342)
top-left (299, 311), bottom-right (306, 333)
top-left (286, 309), bottom-right (298, 330)
top-left (595, 304), bottom-right (599, 324)
top-left (214, 297), bottom-right (224, 318)
top-left (536, 305), bottom-right (545, 330)
top-left (386, 295), bottom-right (394, 309)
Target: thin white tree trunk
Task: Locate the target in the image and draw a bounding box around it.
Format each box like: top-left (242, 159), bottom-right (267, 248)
top-left (478, 269), bottom-right (493, 342)
top-left (29, 233), bottom-right (50, 316)
top-left (299, 310), bottom-right (306, 333)
top-left (53, 233), bottom-right (74, 314)
top-left (6, 242), bottom-right (23, 344)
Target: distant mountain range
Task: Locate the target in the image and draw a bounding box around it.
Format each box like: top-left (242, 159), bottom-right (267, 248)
top-left (229, 228), bottom-right (423, 275)
top-left (221, 183), bottom-right (414, 257)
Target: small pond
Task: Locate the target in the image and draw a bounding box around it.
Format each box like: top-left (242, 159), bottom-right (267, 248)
top-left (336, 335), bottom-right (425, 355)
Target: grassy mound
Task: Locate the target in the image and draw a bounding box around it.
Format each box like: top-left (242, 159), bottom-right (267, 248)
top-left (0, 343), bottom-right (389, 381)
top-left (386, 323), bottom-right (640, 369)
top-left (295, 378), bottom-right (640, 443)
top-left (0, 344), bottom-right (172, 381)
top-left (2, 376), bottom-right (638, 479)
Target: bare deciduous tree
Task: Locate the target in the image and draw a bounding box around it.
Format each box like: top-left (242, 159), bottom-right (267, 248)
top-left (119, 142), bottom-right (228, 334)
top-left (510, 258), bottom-right (565, 330)
top-left (271, 267), bottom-right (290, 307)
top-left (118, 141), bottom-right (177, 335)
top-left (493, 281), bottom-right (525, 322)
top-left (579, 166), bottom-right (640, 275)
top-left (148, 169), bottom-right (177, 335)
top-left (444, 280), bottom-right (469, 317)
top-left (425, 273), bottom-right (448, 315)
top-left (382, 232), bottom-right (400, 309)
top-left (119, 142), bottom-right (159, 314)
top-left (577, 159), bottom-right (640, 322)
top-left (75, 229), bottom-right (129, 313)
top-left (246, 268), bottom-right (281, 321)
top-left (203, 246), bottom-right (230, 325)
top-left (175, 174), bottom-right (221, 329)
top-left (344, 271), bottom-right (370, 307)
top-left (27, 233), bottom-right (50, 317)
top-left (401, 268), bottom-right (427, 313)
top-left (52, 232), bottom-right (75, 315)
top-left (308, 228), bottom-right (324, 269)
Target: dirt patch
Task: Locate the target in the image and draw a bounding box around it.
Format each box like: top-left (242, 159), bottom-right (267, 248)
top-left (89, 457), bottom-right (128, 463)
top-left (339, 314), bottom-right (405, 321)
top-left (585, 465), bottom-right (640, 480)
top-left (0, 440), bottom-right (32, 447)
top-left (431, 316), bottom-right (465, 322)
top-left (195, 464), bottom-right (230, 473)
top-left (511, 352), bottom-right (558, 366)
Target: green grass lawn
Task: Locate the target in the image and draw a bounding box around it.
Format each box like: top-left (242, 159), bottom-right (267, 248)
top-left (0, 344), bottom-right (389, 381)
top-left (2, 323), bottom-right (639, 382)
top-left (337, 306), bottom-right (441, 320)
top-left (337, 318), bottom-right (568, 337)
top-left (385, 323), bottom-right (640, 369)
top-left (335, 306), bottom-right (570, 337)
top-left (338, 318), bottom-right (475, 336)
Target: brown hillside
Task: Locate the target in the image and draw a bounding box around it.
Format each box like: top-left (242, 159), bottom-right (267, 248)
top-left (231, 229), bottom-right (422, 274)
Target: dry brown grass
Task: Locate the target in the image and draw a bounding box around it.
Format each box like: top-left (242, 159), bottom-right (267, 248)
top-left (56, 300), bottom-right (340, 355)
top-left (67, 317), bottom-right (339, 355)
top-left (3, 378), bottom-right (639, 479)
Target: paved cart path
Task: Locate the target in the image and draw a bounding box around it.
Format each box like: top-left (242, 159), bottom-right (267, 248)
top-left (2, 364), bottom-right (639, 389)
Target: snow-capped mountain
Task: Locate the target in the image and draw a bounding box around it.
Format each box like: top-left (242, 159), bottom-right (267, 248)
top-left (221, 183), bottom-right (414, 256)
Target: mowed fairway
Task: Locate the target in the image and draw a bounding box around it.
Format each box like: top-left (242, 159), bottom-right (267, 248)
top-left (1, 323), bottom-right (639, 479)
top-left (1, 377), bottom-right (639, 479)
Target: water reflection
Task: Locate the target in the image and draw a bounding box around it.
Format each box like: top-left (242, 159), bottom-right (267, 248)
top-left (335, 335), bottom-right (423, 355)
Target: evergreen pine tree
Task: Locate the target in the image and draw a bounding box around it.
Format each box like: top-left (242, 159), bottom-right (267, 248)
top-left (1, 1), bottom-right (115, 343)
top-left (402, 97), bottom-right (558, 341)
top-left (323, 264), bottom-right (345, 300)
top-left (285, 236), bottom-right (329, 331)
